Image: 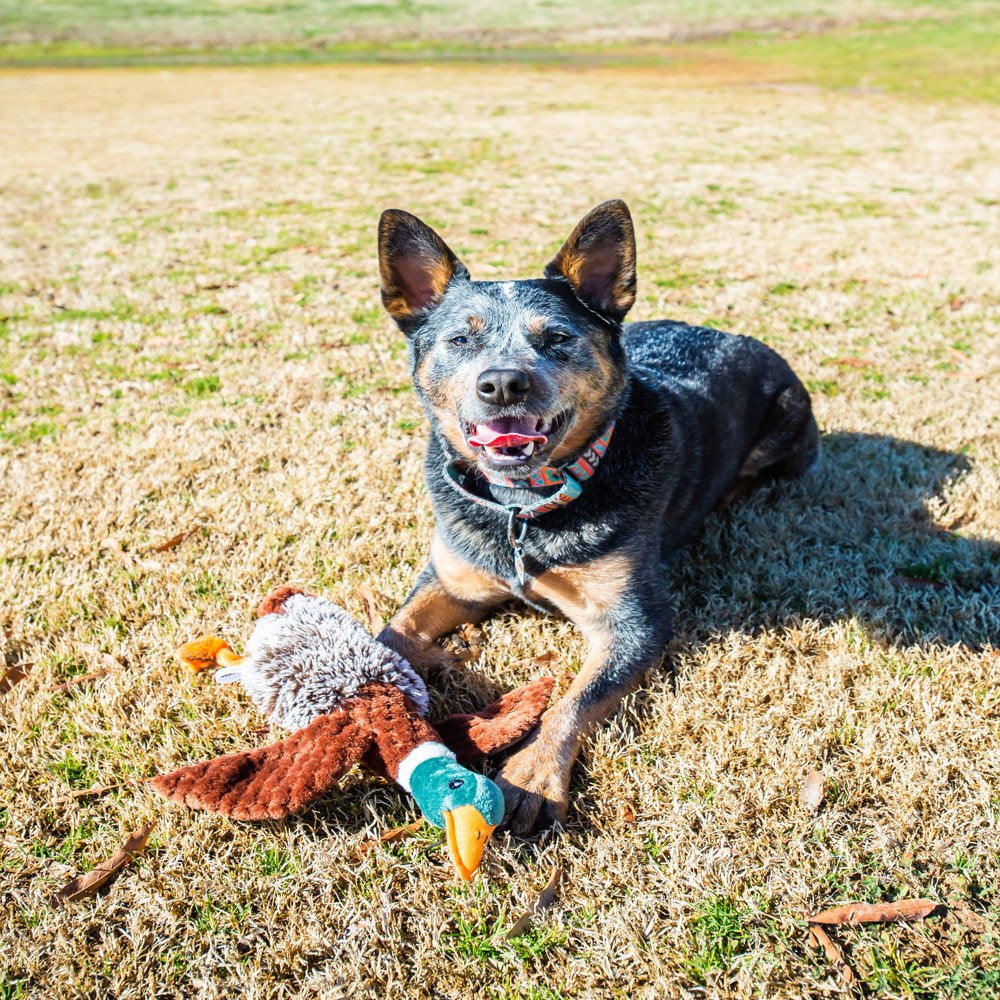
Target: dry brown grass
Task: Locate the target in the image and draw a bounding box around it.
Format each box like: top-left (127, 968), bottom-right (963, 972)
top-left (1, 64), bottom-right (998, 999)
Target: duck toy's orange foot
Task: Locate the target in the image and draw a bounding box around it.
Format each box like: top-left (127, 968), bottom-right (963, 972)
top-left (153, 587), bottom-right (554, 880)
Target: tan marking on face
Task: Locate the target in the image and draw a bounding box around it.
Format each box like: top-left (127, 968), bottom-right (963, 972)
top-left (414, 349), bottom-right (478, 460)
top-left (467, 314), bottom-right (486, 333)
top-left (526, 315), bottom-right (550, 336)
top-left (547, 340), bottom-right (625, 464)
top-left (434, 411), bottom-right (478, 460)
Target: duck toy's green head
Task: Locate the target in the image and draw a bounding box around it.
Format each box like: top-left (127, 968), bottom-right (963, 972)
top-left (403, 748), bottom-right (505, 880)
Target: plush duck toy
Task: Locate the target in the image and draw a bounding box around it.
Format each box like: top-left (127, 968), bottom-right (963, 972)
top-left (151, 586), bottom-right (553, 880)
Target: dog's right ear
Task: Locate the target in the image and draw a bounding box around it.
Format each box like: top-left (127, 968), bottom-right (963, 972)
top-left (378, 210), bottom-right (469, 331)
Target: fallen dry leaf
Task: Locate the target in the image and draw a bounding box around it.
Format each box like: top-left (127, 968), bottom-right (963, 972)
top-left (505, 865), bottom-right (562, 939)
top-left (530, 651), bottom-right (558, 667)
top-left (809, 899), bottom-right (939, 925)
top-left (51, 822), bottom-right (154, 906)
top-left (356, 818), bottom-right (424, 857)
top-left (800, 770), bottom-right (825, 813)
top-left (808, 925), bottom-right (856, 986)
top-left (358, 586), bottom-right (383, 636)
top-left (621, 804), bottom-right (637, 828)
top-left (47, 669), bottom-right (110, 693)
top-left (948, 906), bottom-right (988, 935)
top-left (0, 662), bottom-right (31, 695)
top-left (941, 510), bottom-right (975, 531)
top-left (150, 527), bottom-right (199, 553)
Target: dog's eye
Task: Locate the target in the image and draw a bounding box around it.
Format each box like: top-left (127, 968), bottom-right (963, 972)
top-left (547, 332), bottom-right (572, 346)
top-left (450, 335), bottom-right (470, 346)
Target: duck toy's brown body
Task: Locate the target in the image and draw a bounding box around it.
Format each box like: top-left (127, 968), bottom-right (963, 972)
top-left (152, 586), bottom-right (553, 880)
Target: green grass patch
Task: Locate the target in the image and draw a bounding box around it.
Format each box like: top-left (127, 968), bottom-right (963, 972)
top-left (183, 374), bottom-right (221, 397)
top-left (708, 13), bottom-right (1000, 102)
top-left (684, 895), bottom-right (753, 985)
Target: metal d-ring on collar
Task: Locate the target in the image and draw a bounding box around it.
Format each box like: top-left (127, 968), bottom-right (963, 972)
top-left (506, 507), bottom-right (530, 586)
top-left (441, 420), bottom-right (616, 586)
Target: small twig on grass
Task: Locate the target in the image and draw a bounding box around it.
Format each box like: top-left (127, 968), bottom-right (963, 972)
top-left (53, 780), bottom-right (145, 805)
top-left (148, 527), bottom-right (200, 553)
top-left (505, 865), bottom-right (562, 940)
top-left (889, 575), bottom-right (945, 591)
top-left (47, 669), bottom-right (110, 693)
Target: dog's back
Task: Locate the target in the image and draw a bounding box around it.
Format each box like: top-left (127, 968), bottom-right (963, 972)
top-left (624, 319), bottom-right (819, 547)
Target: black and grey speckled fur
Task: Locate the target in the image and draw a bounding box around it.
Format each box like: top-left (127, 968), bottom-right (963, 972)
top-left (375, 200), bottom-right (819, 834)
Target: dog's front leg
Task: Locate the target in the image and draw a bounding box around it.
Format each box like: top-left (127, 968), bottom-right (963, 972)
top-left (497, 553), bottom-right (671, 834)
top-left (377, 533), bottom-right (510, 669)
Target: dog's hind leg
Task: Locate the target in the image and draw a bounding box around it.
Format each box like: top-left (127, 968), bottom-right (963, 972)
top-left (741, 381), bottom-right (820, 480)
top-left (721, 381), bottom-right (820, 508)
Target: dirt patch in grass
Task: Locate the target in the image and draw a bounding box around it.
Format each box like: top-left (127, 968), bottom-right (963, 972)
top-left (1, 64), bottom-right (998, 998)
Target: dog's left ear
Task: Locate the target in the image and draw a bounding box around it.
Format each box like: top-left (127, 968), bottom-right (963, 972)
top-left (378, 209), bottom-right (469, 331)
top-left (544, 200), bottom-right (636, 323)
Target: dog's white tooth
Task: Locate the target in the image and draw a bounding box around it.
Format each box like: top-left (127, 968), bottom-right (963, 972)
top-left (523, 441), bottom-right (535, 456)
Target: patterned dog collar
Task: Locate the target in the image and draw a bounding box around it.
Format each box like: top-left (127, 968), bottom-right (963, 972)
top-left (441, 421), bottom-right (615, 584)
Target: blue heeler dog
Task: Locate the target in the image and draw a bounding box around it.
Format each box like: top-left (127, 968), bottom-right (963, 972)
top-left (375, 200), bottom-right (819, 834)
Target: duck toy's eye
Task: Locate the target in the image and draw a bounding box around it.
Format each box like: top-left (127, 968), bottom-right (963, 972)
top-left (448, 778), bottom-right (465, 789)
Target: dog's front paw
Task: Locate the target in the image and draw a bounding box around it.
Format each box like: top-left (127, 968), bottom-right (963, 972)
top-left (495, 739), bottom-right (573, 836)
top-left (377, 627), bottom-right (460, 671)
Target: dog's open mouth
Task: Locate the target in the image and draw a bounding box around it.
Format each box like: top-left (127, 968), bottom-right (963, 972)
top-left (465, 412), bottom-right (568, 467)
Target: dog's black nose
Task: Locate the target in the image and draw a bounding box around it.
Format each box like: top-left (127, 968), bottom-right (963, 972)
top-left (476, 368), bottom-right (532, 406)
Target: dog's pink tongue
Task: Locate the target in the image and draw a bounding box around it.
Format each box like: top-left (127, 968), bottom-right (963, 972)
top-left (468, 417), bottom-right (548, 448)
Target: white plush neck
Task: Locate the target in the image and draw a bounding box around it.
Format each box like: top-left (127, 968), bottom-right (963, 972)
top-left (395, 741), bottom-right (455, 793)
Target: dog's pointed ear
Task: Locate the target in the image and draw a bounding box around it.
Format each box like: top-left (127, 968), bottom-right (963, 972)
top-left (378, 209), bottom-right (469, 330)
top-left (544, 200), bottom-right (636, 323)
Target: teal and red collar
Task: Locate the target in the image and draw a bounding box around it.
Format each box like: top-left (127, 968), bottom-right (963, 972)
top-left (441, 421), bottom-right (616, 584)
top-left (443, 420), bottom-right (615, 520)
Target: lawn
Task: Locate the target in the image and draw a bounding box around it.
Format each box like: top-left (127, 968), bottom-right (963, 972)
top-left (1, 11), bottom-right (999, 1000)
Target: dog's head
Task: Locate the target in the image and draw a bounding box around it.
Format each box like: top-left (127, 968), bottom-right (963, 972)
top-left (377, 200), bottom-right (636, 475)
